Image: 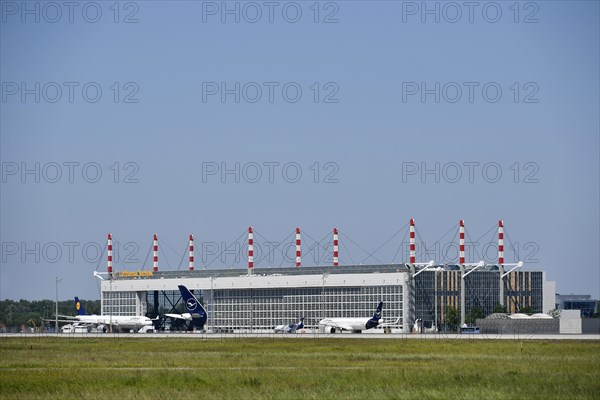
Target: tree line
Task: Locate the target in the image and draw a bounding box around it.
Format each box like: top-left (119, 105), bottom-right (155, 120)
top-left (0, 299), bottom-right (101, 331)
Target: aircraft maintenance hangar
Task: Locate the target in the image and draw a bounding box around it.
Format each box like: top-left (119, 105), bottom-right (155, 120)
top-left (100, 264), bottom-right (555, 332)
top-left (101, 265), bottom-right (409, 331)
top-left (98, 222), bottom-right (556, 332)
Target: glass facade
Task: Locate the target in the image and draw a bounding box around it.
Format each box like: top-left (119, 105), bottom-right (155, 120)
top-left (145, 289), bottom-right (206, 318)
top-left (465, 270), bottom-right (501, 316)
top-left (211, 285), bottom-right (402, 330)
top-left (413, 269), bottom-right (544, 328)
top-left (558, 301), bottom-right (596, 317)
top-left (505, 271), bottom-right (544, 313)
top-left (102, 291), bottom-right (138, 316)
top-left (413, 270), bottom-right (461, 327)
top-left (142, 285), bottom-right (402, 331)
top-left (556, 294), bottom-right (598, 317)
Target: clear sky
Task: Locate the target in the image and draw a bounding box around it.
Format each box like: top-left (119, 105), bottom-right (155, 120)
top-left (1, 0), bottom-right (598, 300)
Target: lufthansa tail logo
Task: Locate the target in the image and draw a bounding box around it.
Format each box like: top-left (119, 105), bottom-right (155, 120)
top-left (76, 302), bottom-right (80, 311)
top-left (186, 298), bottom-right (197, 310)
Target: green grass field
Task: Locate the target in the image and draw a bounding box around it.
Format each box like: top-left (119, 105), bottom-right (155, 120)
top-left (1, 338), bottom-right (599, 399)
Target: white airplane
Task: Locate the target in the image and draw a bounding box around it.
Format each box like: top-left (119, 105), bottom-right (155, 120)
top-left (274, 317), bottom-right (304, 333)
top-left (164, 285), bottom-right (208, 330)
top-left (319, 302), bottom-right (385, 333)
top-left (56, 297), bottom-right (155, 333)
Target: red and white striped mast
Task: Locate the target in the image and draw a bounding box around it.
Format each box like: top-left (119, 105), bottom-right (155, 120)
top-left (248, 227), bottom-right (254, 274)
top-left (295, 227), bottom-right (301, 267)
top-left (153, 234), bottom-right (158, 272)
top-left (498, 220), bottom-right (504, 265)
top-left (333, 227), bottom-right (339, 266)
top-left (459, 220), bottom-right (465, 265)
top-left (107, 233), bottom-right (113, 276)
top-left (189, 234), bottom-right (195, 271)
top-left (409, 218), bottom-right (416, 265)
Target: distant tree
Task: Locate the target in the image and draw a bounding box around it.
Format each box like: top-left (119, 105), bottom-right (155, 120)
top-left (84, 300), bottom-right (101, 315)
top-left (493, 304), bottom-right (507, 314)
top-left (0, 298), bottom-right (100, 331)
top-left (445, 306), bottom-right (460, 332)
top-left (466, 307), bottom-right (485, 325)
top-left (548, 308), bottom-right (561, 318)
top-left (519, 306), bottom-right (534, 314)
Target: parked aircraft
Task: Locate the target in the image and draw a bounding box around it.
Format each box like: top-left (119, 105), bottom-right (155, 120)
top-left (319, 302), bottom-right (384, 333)
top-left (164, 285), bottom-right (208, 331)
top-left (54, 297), bottom-right (155, 333)
top-left (274, 317), bottom-right (304, 333)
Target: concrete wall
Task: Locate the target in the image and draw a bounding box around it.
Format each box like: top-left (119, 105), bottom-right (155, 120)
top-left (478, 313), bottom-right (599, 335)
top-left (477, 319), bottom-right (559, 335)
top-left (582, 319), bottom-right (600, 334)
top-left (542, 276), bottom-right (556, 313)
top-left (559, 310), bottom-right (582, 334)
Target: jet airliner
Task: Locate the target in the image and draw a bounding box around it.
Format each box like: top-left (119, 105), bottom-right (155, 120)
top-left (165, 285), bottom-right (208, 331)
top-left (274, 317), bottom-right (304, 333)
top-left (56, 297), bottom-right (155, 333)
top-left (319, 302), bottom-right (384, 333)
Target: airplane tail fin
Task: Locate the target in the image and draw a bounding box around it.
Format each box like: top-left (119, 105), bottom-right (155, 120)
top-left (297, 317), bottom-right (305, 330)
top-left (74, 297), bottom-right (88, 315)
top-left (178, 285), bottom-right (208, 329)
top-left (371, 302), bottom-right (383, 321)
top-left (365, 302), bottom-right (383, 329)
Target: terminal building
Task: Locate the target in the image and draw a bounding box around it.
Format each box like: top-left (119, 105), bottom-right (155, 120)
top-left (99, 223), bottom-right (556, 332)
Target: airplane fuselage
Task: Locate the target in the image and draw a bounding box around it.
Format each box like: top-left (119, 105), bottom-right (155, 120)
top-left (320, 302), bottom-right (384, 333)
top-left (75, 315), bottom-right (153, 329)
top-left (319, 317), bottom-right (384, 332)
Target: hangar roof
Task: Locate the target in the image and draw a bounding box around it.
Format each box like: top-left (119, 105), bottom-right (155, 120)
top-left (112, 264), bottom-right (411, 280)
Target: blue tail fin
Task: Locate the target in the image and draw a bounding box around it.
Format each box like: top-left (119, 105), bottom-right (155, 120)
top-left (297, 317), bottom-right (304, 330)
top-left (365, 302), bottom-right (383, 329)
top-left (74, 297), bottom-right (88, 315)
top-left (372, 302), bottom-right (383, 321)
top-left (178, 285), bottom-right (207, 329)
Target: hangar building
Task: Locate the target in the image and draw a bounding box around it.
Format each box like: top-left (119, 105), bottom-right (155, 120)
top-left (100, 264), bottom-right (555, 332)
top-left (99, 221), bottom-right (555, 332)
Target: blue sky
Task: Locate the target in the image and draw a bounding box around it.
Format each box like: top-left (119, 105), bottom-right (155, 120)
top-left (1, 1), bottom-right (599, 300)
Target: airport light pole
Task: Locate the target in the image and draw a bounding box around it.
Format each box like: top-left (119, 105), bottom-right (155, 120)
top-left (433, 268), bottom-right (444, 333)
top-left (55, 276), bottom-right (62, 334)
top-left (434, 270), bottom-right (438, 334)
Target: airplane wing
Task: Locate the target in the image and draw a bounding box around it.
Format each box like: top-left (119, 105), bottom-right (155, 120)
top-left (42, 319), bottom-right (106, 329)
top-left (55, 315), bottom-right (78, 320)
top-left (379, 318), bottom-right (400, 327)
top-left (165, 313), bottom-right (191, 321)
top-left (42, 318), bottom-right (87, 324)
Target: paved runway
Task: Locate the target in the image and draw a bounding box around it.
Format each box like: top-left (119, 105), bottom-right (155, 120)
top-left (2, 332), bottom-right (599, 340)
